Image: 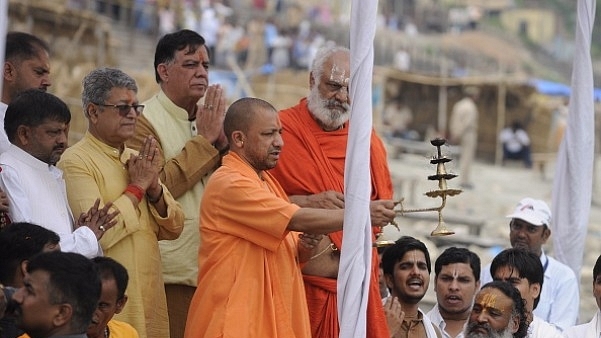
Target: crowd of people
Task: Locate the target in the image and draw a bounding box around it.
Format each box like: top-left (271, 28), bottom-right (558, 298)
top-left (0, 28), bottom-right (598, 338)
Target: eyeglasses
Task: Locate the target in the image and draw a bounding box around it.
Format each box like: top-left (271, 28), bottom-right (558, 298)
top-left (93, 102), bottom-right (144, 116)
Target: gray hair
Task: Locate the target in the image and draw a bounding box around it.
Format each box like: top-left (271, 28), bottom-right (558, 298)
top-left (81, 67), bottom-right (138, 117)
top-left (310, 45), bottom-right (350, 86)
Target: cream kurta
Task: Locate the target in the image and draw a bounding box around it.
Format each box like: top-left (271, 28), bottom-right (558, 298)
top-left (58, 132), bottom-right (184, 338)
top-left (132, 91), bottom-right (219, 286)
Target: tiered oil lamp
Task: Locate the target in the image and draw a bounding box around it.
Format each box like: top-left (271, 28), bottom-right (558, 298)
top-left (393, 138), bottom-right (462, 236)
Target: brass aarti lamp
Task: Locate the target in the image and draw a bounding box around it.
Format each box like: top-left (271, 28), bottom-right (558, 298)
top-left (393, 138), bottom-right (462, 237)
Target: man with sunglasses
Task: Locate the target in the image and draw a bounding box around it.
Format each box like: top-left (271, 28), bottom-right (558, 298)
top-left (0, 90), bottom-right (117, 258)
top-left (480, 198), bottom-right (579, 331)
top-left (129, 29), bottom-right (227, 338)
top-left (58, 67), bottom-right (184, 338)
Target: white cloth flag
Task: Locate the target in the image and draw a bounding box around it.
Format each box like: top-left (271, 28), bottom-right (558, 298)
top-left (551, 0), bottom-right (595, 280)
top-left (338, 0), bottom-right (378, 337)
top-left (0, 0), bottom-right (8, 95)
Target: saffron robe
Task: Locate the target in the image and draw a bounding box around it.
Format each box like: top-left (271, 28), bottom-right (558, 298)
top-left (184, 152), bottom-right (311, 338)
top-left (269, 98), bottom-right (394, 338)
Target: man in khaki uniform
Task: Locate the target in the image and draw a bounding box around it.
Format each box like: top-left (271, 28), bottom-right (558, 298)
top-left (449, 86), bottom-right (479, 189)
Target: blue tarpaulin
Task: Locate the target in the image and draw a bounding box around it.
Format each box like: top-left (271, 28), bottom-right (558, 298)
top-left (529, 78), bottom-right (601, 101)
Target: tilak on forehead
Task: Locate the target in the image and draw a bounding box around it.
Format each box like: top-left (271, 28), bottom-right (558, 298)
top-left (481, 293), bottom-right (498, 309)
top-left (479, 292), bottom-right (509, 315)
top-left (329, 64), bottom-right (350, 86)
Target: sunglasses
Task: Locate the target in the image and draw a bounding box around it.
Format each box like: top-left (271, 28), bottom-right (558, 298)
top-left (93, 102), bottom-right (145, 116)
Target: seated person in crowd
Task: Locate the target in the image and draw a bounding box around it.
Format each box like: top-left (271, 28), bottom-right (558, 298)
top-left (499, 120), bottom-right (532, 168)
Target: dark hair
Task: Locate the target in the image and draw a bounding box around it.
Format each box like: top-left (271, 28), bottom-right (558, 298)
top-left (434, 246), bottom-right (481, 281)
top-left (0, 222), bottom-right (59, 285)
top-left (154, 29), bottom-right (206, 83)
top-left (479, 281), bottom-right (529, 338)
top-left (511, 120), bottom-right (523, 131)
top-left (26, 252), bottom-right (100, 333)
top-left (5, 32), bottom-right (49, 62)
top-left (223, 97), bottom-right (277, 144)
top-left (381, 236), bottom-right (431, 276)
top-left (490, 248), bottom-right (543, 309)
top-left (594, 254), bottom-right (601, 281)
top-left (92, 256), bottom-right (129, 301)
top-left (4, 89), bottom-right (71, 142)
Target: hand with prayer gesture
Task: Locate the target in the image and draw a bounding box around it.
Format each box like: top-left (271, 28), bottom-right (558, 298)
top-left (127, 135), bottom-right (162, 198)
top-left (384, 296), bottom-right (404, 337)
top-left (77, 198), bottom-right (119, 240)
top-left (197, 84), bottom-right (227, 149)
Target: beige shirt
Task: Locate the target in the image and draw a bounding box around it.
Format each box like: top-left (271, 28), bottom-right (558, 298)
top-left (131, 91), bottom-right (221, 286)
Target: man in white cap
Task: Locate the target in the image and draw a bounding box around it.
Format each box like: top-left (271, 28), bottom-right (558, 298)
top-left (480, 197), bottom-right (579, 331)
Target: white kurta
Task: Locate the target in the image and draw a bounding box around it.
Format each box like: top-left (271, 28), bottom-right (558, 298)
top-left (0, 145), bottom-right (99, 257)
top-left (563, 310), bottom-right (601, 338)
top-left (529, 315), bottom-right (563, 338)
top-left (426, 303), bottom-right (466, 338)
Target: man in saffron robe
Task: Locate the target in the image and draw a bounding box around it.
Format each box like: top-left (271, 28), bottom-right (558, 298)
top-left (184, 97), bottom-right (396, 337)
top-left (269, 45), bottom-right (395, 338)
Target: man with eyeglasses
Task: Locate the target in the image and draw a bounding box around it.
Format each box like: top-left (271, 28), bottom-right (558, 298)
top-left (128, 29), bottom-right (227, 338)
top-left (480, 198), bottom-right (579, 331)
top-left (0, 89), bottom-right (116, 258)
top-left (58, 67), bottom-right (184, 338)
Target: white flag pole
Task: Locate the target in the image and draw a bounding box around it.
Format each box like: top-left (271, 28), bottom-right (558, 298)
top-left (551, 0), bottom-right (596, 279)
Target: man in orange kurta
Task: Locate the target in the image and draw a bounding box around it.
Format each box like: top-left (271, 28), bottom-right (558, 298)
top-left (269, 46), bottom-right (394, 338)
top-left (184, 150), bottom-right (309, 337)
top-left (184, 97), bottom-right (396, 338)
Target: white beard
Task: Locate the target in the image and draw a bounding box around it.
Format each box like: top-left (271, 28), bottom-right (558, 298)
top-left (306, 85), bottom-right (350, 130)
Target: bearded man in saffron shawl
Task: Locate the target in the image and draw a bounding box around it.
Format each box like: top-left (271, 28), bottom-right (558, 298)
top-left (269, 45), bottom-right (395, 338)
